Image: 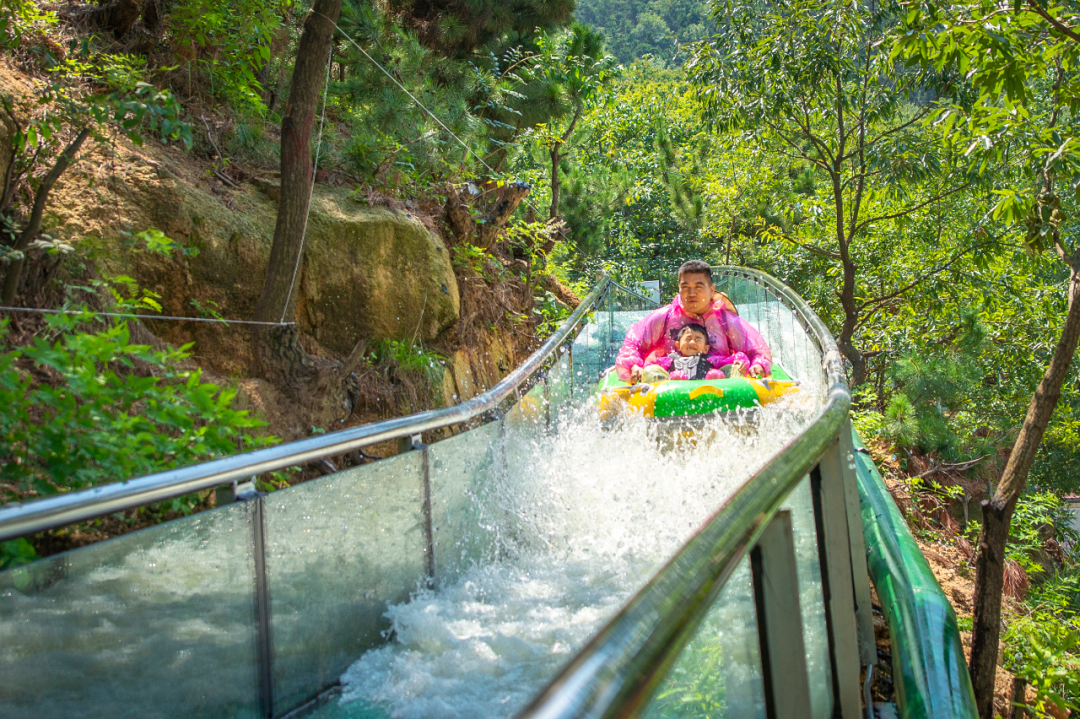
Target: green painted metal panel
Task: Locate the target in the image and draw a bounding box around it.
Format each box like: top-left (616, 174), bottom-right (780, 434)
top-left (853, 429), bottom-right (978, 719)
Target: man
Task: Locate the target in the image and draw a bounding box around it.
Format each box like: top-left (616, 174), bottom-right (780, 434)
top-left (615, 260), bottom-right (773, 383)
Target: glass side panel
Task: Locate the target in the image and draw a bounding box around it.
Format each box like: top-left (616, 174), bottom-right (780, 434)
top-left (503, 381), bottom-right (548, 430)
top-left (641, 557), bottom-right (766, 719)
top-left (571, 317), bottom-right (601, 392)
top-left (571, 308), bottom-right (654, 394)
top-left (780, 476), bottom-right (834, 719)
top-left (546, 351), bottom-right (573, 416)
top-left (264, 451), bottom-right (428, 713)
top-left (429, 421), bottom-right (503, 584)
top-left (713, 273), bottom-right (825, 399)
top-left (0, 502), bottom-right (259, 719)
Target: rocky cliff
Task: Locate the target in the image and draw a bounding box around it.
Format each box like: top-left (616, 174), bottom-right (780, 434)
top-left (0, 58), bottom-right (543, 441)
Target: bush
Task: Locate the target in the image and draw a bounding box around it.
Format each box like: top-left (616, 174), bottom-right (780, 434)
top-left (1004, 613), bottom-right (1080, 716)
top-left (0, 315), bottom-right (274, 501)
top-left (998, 492), bottom-right (1080, 715)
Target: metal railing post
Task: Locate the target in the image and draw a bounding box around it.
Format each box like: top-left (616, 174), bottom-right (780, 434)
top-left (565, 341), bottom-right (575, 399)
top-left (249, 494), bottom-right (275, 718)
top-left (813, 420), bottom-right (876, 719)
top-left (751, 510), bottom-right (812, 719)
top-left (399, 433), bottom-right (435, 582)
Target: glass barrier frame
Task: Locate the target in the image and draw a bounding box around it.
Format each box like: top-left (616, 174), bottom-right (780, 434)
top-left (0, 268), bottom-right (977, 719)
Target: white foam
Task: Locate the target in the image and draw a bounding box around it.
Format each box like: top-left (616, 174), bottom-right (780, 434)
top-left (338, 393), bottom-right (818, 718)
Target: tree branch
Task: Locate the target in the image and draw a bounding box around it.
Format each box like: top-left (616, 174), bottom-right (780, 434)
top-left (851, 182), bottom-right (971, 236)
top-left (1028, 1), bottom-right (1080, 44)
top-left (841, 102), bottom-right (938, 162)
top-left (764, 120), bottom-right (831, 171)
top-left (778, 231), bottom-right (842, 260)
top-left (336, 337), bottom-right (368, 380)
top-left (855, 237), bottom-right (996, 315)
top-left (840, 168), bottom-right (885, 192)
top-left (2, 126), bottom-right (93, 304)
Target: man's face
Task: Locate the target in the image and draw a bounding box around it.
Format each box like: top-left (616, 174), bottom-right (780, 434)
top-left (679, 272), bottom-right (714, 316)
top-left (677, 329), bottom-right (708, 357)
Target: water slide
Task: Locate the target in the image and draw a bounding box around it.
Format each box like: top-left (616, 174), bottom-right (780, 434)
top-left (0, 268), bottom-right (976, 719)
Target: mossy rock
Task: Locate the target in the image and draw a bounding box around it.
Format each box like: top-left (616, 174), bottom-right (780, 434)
top-left (39, 141), bottom-right (459, 361)
top-left (299, 198), bottom-right (459, 354)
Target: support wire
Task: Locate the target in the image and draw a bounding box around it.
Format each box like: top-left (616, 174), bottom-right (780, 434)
top-left (0, 305), bottom-right (295, 326)
top-left (324, 15), bottom-right (547, 219)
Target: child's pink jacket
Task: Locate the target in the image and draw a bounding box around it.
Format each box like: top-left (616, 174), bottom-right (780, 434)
top-left (615, 294), bottom-right (773, 380)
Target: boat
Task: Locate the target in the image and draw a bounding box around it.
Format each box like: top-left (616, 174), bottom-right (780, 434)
top-left (595, 365), bottom-right (799, 420)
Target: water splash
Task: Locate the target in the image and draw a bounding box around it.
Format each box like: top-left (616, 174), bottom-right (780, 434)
top-left (333, 393), bottom-right (818, 719)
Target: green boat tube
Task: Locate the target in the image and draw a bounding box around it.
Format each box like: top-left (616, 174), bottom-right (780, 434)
top-left (595, 365), bottom-right (799, 419)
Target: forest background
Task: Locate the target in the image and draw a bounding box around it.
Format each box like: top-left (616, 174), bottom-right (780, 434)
top-left (0, 0), bottom-right (1079, 713)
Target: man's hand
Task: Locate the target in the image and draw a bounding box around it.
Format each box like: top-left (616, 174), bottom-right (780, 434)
top-left (749, 364), bottom-right (764, 378)
top-left (730, 361), bottom-right (747, 378)
top-left (629, 365), bottom-right (642, 384)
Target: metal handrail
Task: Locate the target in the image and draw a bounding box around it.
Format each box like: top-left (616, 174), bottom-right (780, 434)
top-left (607, 279), bottom-right (662, 307)
top-left (519, 266), bottom-right (851, 719)
top-left (0, 275), bottom-right (624, 542)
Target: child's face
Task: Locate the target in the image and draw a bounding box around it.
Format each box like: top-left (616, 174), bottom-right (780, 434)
top-left (677, 329), bottom-right (708, 356)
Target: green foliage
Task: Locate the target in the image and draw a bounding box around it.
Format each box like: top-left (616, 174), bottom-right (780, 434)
top-left (334, 1), bottom-right (594, 191)
top-left (190, 298), bottom-right (225, 320)
top-left (94, 274), bottom-right (165, 314)
top-left (30, 52), bottom-right (193, 150)
top-left (0, 0), bottom-right (55, 49)
top-left (386, 0), bottom-right (575, 57)
top-left (1007, 492), bottom-right (1079, 575)
top-left (1029, 571), bottom-right (1080, 619)
top-left (893, 0), bottom-right (1080, 229)
top-left (645, 609), bottom-right (729, 718)
top-left (558, 160), bottom-right (631, 258)
top-left (452, 243), bottom-right (488, 275)
top-left (122, 228), bottom-right (200, 258)
top-left (524, 63), bottom-right (721, 287)
top-left (369, 338), bottom-right (445, 389)
top-left (882, 312), bottom-right (987, 455)
top-left (0, 316), bottom-right (274, 502)
top-left (655, 123), bottom-right (702, 229)
top-left (998, 495), bottom-right (1080, 715)
top-left (1004, 613), bottom-right (1080, 715)
top-left (575, 0), bottom-right (709, 64)
top-left (0, 537), bottom-right (37, 569)
top-left (1030, 408), bottom-right (1080, 495)
top-left (533, 288), bottom-right (573, 336)
top-left (169, 0), bottom-right (288, 112)
top-left (883, 394), bottom-right (919, 449)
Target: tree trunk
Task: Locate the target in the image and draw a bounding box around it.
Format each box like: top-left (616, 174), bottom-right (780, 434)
top-left (141, 0), bottom-right (160, 34)
top-left (253, 0), bottom-right (339, 344)
top-left (836, 258), bottom-right (867, 386)
top-left (2, 127), bottom-right (91, 305)
top-left (969, 258), bottom-right (1080, 717)
top-left (549, 146), bottom-right (560, 219)
top-left (91, 0), bottom-right (144, 39)
top-left (1007, 675), bottom-right (1028, 718)
top-left (252, 0), bottom-right (345, 399)
top-left (477, 181), bottom-right (530, 249)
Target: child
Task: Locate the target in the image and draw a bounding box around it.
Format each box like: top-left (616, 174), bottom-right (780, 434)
top-left (639, 324), bottom-right (726, 382)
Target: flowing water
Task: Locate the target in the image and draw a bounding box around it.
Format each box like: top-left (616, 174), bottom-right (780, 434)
top-left (316, 393), bottom-right (819, 719)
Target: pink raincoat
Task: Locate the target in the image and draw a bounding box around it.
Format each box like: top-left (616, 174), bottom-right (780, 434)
top-left (615, 294), bottom-right (773, 380)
